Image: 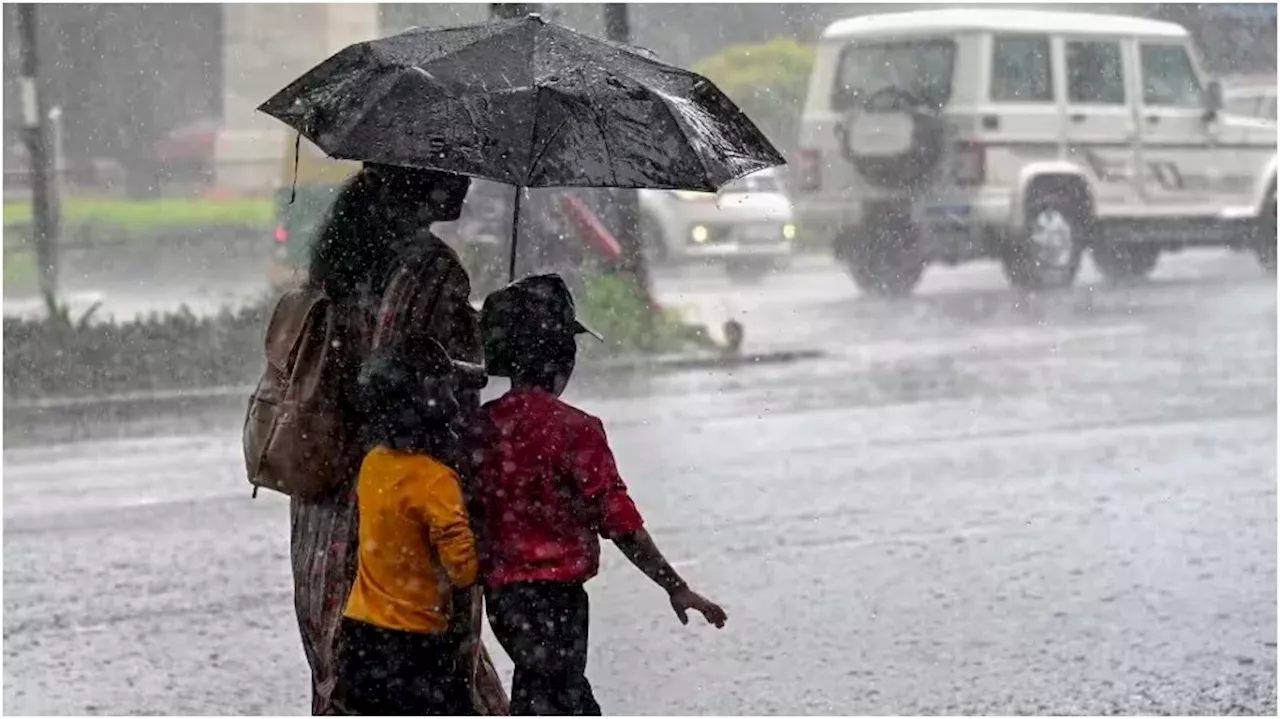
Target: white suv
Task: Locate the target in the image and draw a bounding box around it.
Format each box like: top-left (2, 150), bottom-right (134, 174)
top-left (795, 9), bottom-right (1277, 295)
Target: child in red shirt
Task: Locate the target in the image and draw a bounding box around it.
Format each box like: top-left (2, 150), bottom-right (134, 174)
top-left (470, 274), bottom-right (727, 716)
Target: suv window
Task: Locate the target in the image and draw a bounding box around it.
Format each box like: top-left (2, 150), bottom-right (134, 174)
top-left (1141, 44), bottom-right (1204, 108)
top-left (833, 39), bottom-right (956, 110)
top-left (1066, 40), bottom-right (1125, 105)
top-left (990, 35), bottom-right (1053, 102)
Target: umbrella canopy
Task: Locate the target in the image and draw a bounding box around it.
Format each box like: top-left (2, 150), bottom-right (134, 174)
top-left (258, 14), bottom-right (784, 192)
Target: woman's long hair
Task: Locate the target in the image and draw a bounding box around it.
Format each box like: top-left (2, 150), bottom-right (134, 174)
top-left (307, 169), bottom-right (385, 305)
top-left (306, 165), bottom-right (450, 305)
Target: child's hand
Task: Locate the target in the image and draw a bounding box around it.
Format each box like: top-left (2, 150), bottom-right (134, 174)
top-left (669, 587), bottom-right (728, 628)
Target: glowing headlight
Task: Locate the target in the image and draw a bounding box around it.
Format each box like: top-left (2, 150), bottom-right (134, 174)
top-left (783, 223), bottom-right (797, 241)
top-left (691, 225), bottom-right (710, 244)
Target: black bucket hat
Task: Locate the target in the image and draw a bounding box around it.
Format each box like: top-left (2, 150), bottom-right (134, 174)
top-left (481, 274), bottom-right (601, 376)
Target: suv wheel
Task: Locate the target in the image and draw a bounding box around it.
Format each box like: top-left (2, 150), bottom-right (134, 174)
top-left (1254, 199), bottom-right (1276, 273)
top-left (1092, 241), bottom-right (1160, 283)
top-left (1003, 189), bottom-right (1087, 290)
top-left (840, 226), bottom-right (926, 298)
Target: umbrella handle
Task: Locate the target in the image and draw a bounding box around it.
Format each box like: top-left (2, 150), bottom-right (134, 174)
top-left (508, 187), bottom-right (522, 282)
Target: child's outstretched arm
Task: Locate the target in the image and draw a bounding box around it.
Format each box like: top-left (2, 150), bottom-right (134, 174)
top-left (612, 529), bottom-right (728, 628)
top-left (567, 416), bottom-right (728, 629)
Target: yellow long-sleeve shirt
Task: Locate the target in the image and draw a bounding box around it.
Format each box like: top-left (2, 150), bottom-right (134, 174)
top-left (343, 446), bottom-right (478, 634)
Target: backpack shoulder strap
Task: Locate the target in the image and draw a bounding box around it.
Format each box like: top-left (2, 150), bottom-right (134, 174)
top-left (371, 250), bottom-right (456, 352)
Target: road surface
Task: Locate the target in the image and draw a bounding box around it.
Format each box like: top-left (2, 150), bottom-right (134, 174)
top-left (5, 252), bottom-right (1276, 714)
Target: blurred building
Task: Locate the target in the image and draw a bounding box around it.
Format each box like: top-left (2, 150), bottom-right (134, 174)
top-left (3, 3), bottom-right (1274, 196)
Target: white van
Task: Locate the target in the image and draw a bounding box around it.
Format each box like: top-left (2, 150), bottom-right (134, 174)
top-left (795, 9), bottom-right (1277, 295)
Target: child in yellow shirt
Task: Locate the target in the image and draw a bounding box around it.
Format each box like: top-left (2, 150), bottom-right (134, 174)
top-left (332, 340), bottom-right (479, 715)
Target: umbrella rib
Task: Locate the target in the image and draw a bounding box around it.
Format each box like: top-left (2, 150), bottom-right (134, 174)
top-left (580, 82), bottom-right (618, 187)
top-left (405, 20), bottom-right (524, 71)
top-left (325, 66), bottom-right (408, 158)
top-left (654, 92), bottom-right (713, 191)
top-left (526, 114), bottom-right (570, 185)
top-left (524, 84), bottom-right (542, 186)
top-left (591, 106), bottom-right (618, 187)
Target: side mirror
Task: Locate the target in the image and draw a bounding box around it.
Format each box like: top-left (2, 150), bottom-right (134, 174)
top-left (1204, 80), bottom-right (1223, 121)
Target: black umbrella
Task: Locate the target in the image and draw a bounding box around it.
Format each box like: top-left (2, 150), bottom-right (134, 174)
top-left (259, 14), bottom-right (785, 280)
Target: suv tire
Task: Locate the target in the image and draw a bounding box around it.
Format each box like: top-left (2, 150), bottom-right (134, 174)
top-left (1003, 188), bottom-right (1087, 290)
top-left (1092, 242), bottom-right (1160, 283)
top-left (839, 225), bottom-right (926, 298)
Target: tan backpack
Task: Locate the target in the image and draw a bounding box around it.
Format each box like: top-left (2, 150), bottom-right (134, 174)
top-left (243, 287), bottom-right (354, 499)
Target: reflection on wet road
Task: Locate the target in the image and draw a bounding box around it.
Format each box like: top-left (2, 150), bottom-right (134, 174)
top-left (4, 251), bottom-right (1276, 714)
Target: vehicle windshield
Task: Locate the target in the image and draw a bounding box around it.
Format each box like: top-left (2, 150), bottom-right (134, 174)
top-left (832, 38), bottom-right (956, 109)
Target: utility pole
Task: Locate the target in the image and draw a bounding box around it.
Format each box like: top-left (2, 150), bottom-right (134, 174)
top-left (602, 3), bottom-right (652, 308)
top-left (17, 3), bottom-right (59, 310)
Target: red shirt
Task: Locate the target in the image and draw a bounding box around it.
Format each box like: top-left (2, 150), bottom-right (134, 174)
top-left (468, 389), bottom-right (645, 588)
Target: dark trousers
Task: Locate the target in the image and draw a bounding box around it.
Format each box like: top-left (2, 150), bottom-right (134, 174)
top-left (332, 617), bottom-right (474, 716)
top-left (486, 582), bottom-right (601, 716)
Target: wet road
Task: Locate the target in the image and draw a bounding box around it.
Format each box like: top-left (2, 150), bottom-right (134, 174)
top-left (5, 252), bottom-right (1277, 715)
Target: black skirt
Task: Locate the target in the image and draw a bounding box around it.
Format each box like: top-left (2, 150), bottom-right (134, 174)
top-left (332, 617), bottom-right (474, 716)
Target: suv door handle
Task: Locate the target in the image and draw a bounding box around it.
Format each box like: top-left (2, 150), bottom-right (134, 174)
top-left (1144, 115), bottom-right (1160, 124)
top-left (1069, 113), bottom-right (1087, 123)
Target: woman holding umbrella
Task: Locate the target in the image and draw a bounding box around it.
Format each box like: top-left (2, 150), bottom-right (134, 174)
top-left (263, 13), bottom-right (783, 715)
top-left (290, 163), bottom-right (509, 715)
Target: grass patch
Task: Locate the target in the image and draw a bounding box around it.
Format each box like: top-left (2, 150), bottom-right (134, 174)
top-left (578, 273), bottom-right (687, 356)
top-left (3, 197), bottom-right (273, 232)
top-left (3, 249), bottom-right (37, 293)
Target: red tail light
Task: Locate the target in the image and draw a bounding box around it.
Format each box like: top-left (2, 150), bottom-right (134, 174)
top-left (797, 148), bottom-right (822, 192)
top-left (953, 142), bottom-right (986, 186)
top-left (274, 225), bottom-right (289, 243)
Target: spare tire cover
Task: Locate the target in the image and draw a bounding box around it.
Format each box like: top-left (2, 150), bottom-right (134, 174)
top-left (840, 86), bottom-right (946, 191)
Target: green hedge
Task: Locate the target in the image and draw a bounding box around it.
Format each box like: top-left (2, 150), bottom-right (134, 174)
top-left (3, 271), bottom-right (698, 400)
top-left (3, 301), bottom-right (271, 399)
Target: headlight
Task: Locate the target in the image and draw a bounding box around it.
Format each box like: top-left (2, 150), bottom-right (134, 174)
top-left (783, 224), bottom-right (797, 241)
top-left (691, 225), bottom-right (710, 244)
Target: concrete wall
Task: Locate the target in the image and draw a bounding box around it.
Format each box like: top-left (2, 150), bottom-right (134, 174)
top-left (215, 3), bottom-right (379, 191)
